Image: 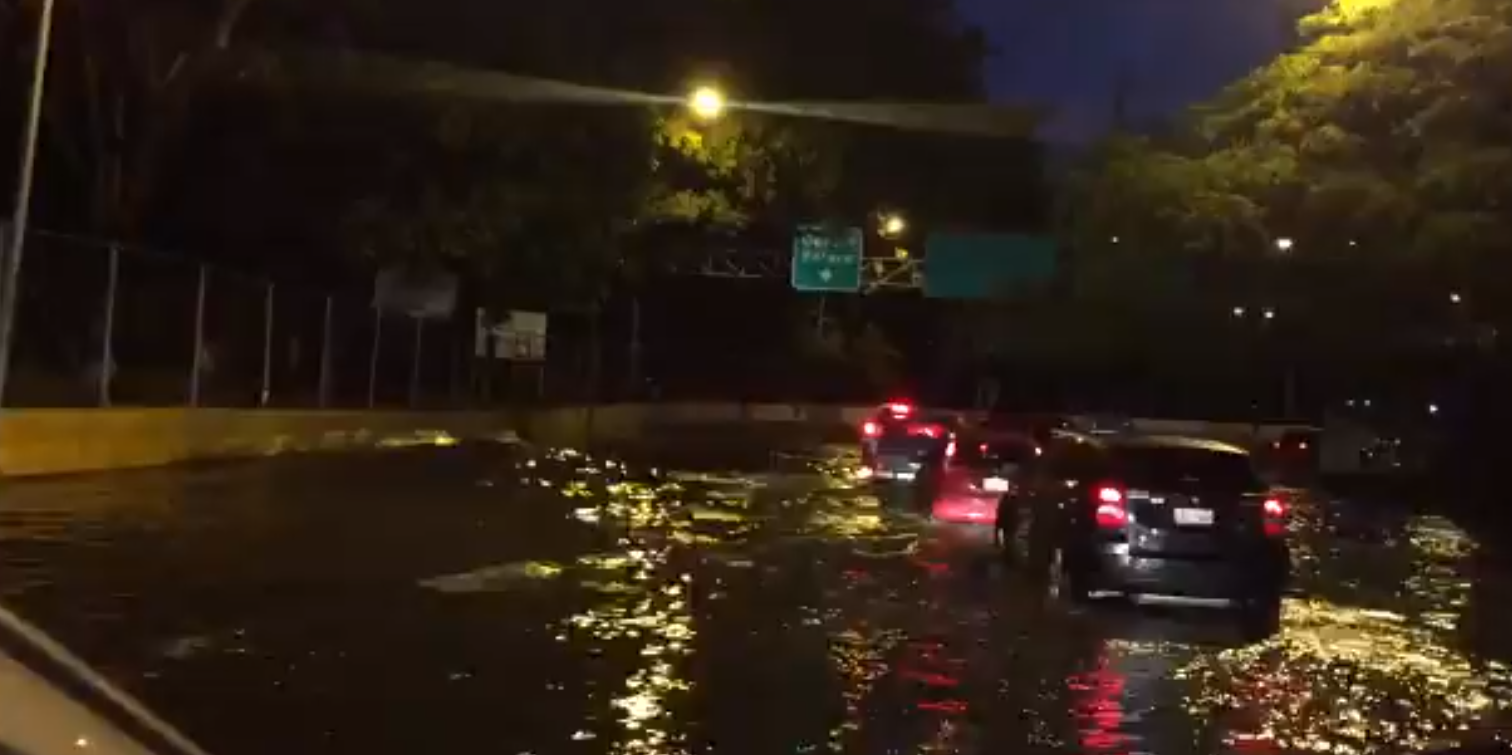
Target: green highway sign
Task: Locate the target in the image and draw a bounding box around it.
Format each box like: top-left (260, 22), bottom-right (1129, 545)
top-left (790, 226), bottom-right (863, 292)
top-left (924, 233), bottom-right (1056, 299)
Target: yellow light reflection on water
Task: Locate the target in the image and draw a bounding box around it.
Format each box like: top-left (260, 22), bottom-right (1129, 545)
top-left (560, 475), bottom-right (696, 755)
top-left (1176, 596), bottom-right (1512, 753)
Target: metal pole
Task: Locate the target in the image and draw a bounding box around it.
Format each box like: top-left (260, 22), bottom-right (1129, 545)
top-left (408, 317), bottom-right (423, 407)
top-left (815, 295), bottom-right (827, 338)
top-left (259, 282), bottom-right (274, 406)
top-left (0, 0), bottom-right (59, 412)
top-left (188, 265), bottom-right (208, 406)
top-left (366, 308), bottom-right (382, 408)
top-left (97, 245), bottom-right (119, 407)
top-left (628, 296), bottom-right (642, 393)
top-left (317, 295), bottom-right (333, 408)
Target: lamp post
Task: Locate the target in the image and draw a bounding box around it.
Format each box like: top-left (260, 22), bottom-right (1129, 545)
top-left (0, 0), bottom-right (59, 415)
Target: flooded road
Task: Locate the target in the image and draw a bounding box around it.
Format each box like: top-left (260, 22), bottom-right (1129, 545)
top-left (4, 440), bottom-right (1512, 755)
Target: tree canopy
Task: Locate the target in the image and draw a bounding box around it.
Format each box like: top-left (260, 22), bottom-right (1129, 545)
top-left (1066, 0), bottom-right (1512, 362)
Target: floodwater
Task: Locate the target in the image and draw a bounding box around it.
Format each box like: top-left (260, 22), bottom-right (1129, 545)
top-left (3, 441), bottom-right (1512, 755)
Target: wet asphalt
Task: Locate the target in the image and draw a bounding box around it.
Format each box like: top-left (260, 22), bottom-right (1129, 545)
top-left (3, 438), bottom-right (1512, 755)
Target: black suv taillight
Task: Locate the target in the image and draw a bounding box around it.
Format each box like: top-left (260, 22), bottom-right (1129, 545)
top-left (1093, 483), bottom-right (1128, 528)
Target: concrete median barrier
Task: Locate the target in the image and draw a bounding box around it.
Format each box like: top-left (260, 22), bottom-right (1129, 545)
top-left (0, 403), bottom-right (1321, 478)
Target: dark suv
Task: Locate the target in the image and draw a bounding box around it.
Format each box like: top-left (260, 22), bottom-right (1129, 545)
top-left (997, 433), bottom-right (1289, 620)
top-left (858, 401), bottom-right (958, 509)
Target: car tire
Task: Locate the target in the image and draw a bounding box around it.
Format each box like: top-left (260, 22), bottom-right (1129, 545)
top-left (994, 499), bottom-right (1026, 566)
top-left (911, 466), bottom-right (940, 513)
top-left (1045, 546), bottom-right (1091, 604)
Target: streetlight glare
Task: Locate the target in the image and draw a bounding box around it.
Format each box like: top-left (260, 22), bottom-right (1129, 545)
top-left (881, 214), bottom-right (906, 237)
top-left (1274, 237), bottom-right (1294, 252)
top-left (688, 85), bottom-right (726, 120)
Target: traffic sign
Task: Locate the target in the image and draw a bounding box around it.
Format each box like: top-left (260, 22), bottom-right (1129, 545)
top-left (791, 226), bottom-right (863, 292)
top-left (924, 233), bottom-right (1056, 299)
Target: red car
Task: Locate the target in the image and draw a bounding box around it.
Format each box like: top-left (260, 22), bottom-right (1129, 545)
top-left (929, 431), bottom-right (1041, 542)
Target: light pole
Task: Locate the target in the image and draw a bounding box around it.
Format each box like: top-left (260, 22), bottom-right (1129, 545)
top-left (627, 83), bottom-right (727, 394)
top-left (0, 0), bottom-right (59, 413)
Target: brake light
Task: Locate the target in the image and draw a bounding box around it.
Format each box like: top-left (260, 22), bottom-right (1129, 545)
top-left (945, 439), bottom-right (957, 458)
top-left (1263, 497), bottom-right (1286, 536)
top-left (1263, 498), bottom-right (1285, 517)
top-left (862, 421), bottom-right (881, 438)
top-left (1093, 484), bottom-right (1127, 528)
top-left (886, 401), bottom-right (913, 417)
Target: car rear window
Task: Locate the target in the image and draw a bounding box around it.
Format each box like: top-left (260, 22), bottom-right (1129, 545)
top-left (1110, 446), bottom-right (1263, 491)
top-left (956, 439), bottom-right (1038, 469)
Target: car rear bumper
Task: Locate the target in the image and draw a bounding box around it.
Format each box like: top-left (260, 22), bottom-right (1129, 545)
top-left (1084, 545), bottom-right (1287, 600)
top-left (926, 520), bottom-right (996, 548)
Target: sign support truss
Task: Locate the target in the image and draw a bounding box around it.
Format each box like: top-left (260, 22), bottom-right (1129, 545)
top-left (673, 248), bottom-right (923, 291)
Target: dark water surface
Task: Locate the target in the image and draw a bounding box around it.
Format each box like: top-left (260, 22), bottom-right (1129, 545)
top-left (3, 441), bottom-right (1512, 755)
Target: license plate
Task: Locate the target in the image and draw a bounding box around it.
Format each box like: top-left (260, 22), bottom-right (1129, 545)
top-left (1173, 508), bottom-right (1214, 526)
top-left (982, 477), bottom-right (1010, 492)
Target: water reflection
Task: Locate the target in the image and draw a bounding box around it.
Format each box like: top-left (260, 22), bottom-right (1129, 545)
top-left (9, 441), bottom-right (1512, 755)
top-left (557, 468), bottom-right (697, 755)
top-left (1070, 644), bottom-right (1134, 755)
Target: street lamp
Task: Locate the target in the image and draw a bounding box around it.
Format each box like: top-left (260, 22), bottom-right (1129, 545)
top-left (687, 85), bottom-right (726, 121)
top-left (0, 0), bottom-right (59, 415)
top-left (879, 213), bottom-right (906, 239)
top-left (1274, 237), bottom-right (1294, 253)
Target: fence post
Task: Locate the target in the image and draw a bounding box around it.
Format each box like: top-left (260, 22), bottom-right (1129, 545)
top-left (97, 243), bottom-right (119, 407)
top-left (259, 282), bottom-right (274, 407)
top-left (188, 264), bottom-right (207, 407)
top-left (317, 295), bottom-right (333, 408)
top-left (366, 307), bottom-right (381, 408)
top-left (628, 296), bottom-right (642, 396)
top-left (408, 317), bottom-right (423, 407)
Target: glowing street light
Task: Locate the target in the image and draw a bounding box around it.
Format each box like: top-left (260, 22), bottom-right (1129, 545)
top-left (879, 213), bottom-right (906, 239)
top-left (1274, 237), bottom-right (1294, 252)
top-left (687, 85), bottom-right (726, 120)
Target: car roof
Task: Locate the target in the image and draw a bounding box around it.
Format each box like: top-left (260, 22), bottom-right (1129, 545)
top-left (962, 427), bottom-right (1039, 443)
top-left (1053, 431), bottom-right (1251, 456)
top-left (875, 406), bottom-right (957, 422)
top-left (1106, 434), bottom-right (1252, 456)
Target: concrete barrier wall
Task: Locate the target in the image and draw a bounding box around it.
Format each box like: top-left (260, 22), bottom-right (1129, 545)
top-left (0, 403), bottom-right (1320, 478)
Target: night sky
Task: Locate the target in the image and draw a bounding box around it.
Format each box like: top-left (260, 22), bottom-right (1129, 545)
top-left (960, 0), bottom-right (1294, 143)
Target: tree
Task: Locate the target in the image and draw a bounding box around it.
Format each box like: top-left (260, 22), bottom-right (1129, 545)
top-left (1068, 0), bottom-right (1512, 367)
top-left (23, 0), bottom-right (309, 236)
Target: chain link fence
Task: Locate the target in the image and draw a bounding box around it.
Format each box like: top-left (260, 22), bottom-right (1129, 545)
top-left (2, 231), bottom-right (885, 410)
top-left (3, 232), bottom-right (577, 409)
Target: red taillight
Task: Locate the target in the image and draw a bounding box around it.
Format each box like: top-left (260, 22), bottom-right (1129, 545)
top-left (862, 421), bottom-right (881, 438)
top-left (1263, 497), bottom-right (1287, 536)
top-left (1093, 484), bottom-right (1127, 528)
top-left (886, 401), bottom-right (913, 417)
top-left (945, 439), bottom-right (957, 458)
